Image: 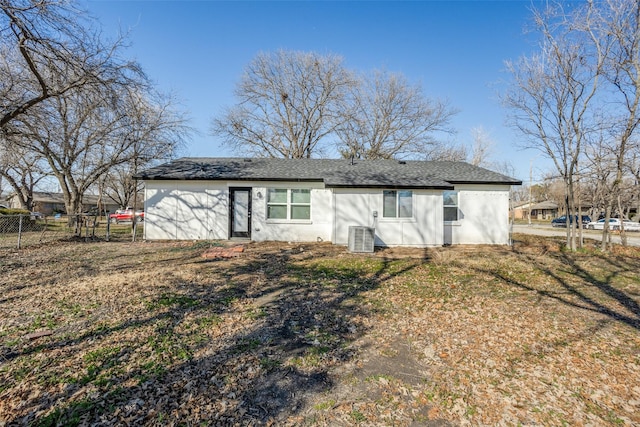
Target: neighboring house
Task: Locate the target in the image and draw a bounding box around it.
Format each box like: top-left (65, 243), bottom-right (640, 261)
top-left (134, 158), bottom-right (521, 247)
top-left (8, 191), bottom-right (120, 215)
top-left (513, 201), bottom-right (559, 220)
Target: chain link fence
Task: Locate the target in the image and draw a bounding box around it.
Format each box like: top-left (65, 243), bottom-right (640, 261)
top-left (0, 214), bottom-right (143, 249)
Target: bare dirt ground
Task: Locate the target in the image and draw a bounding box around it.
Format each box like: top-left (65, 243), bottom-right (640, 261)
top-left (1, 235), bottom-right (639, 426)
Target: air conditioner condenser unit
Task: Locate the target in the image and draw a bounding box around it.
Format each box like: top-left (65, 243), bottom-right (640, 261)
top-left (348, 226), bottom-right (375, 253)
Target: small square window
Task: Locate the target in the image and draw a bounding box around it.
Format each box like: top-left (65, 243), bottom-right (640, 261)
top-left (267, 188), bottom-right (311, 220)
top-left (291, 189), bottom-right (310, 204)
top-left (383, 190), bottom-right (413, 218)
top-left (268, 188), bottom-right (287, 204)
top-left (267, 205), bottom-right (287, 219)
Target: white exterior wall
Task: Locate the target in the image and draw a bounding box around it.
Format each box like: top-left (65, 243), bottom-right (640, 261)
top-left (249, 182), bottom-right (332, 243)
top-left (143, 180), bottom-right (513, 246)
top-left (333, 189), bottom-right (443, 247)
top-left (142, 180), bottom-right (332, 242)
top-left (444, 184), bottom-right (512, 245)
top-left (144, 181), bottom-right (228, 240)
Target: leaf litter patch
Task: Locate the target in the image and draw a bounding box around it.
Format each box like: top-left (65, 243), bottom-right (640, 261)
top-left (0, 235), bottom-right (638, 426)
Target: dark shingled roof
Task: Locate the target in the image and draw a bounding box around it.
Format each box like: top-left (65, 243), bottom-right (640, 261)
top-left (134, 158), bottom-right (522, 189)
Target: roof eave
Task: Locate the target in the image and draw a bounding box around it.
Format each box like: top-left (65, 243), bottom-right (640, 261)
top-left (447, 180), bottom-right (523, 186)
top-left (133, 176), bottom-right (325, 183)
top-left (325, 184), bottom-right (455, 190)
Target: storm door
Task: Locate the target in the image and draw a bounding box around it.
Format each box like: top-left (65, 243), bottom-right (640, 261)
top-left (229, 187), bottom-right (252, 238)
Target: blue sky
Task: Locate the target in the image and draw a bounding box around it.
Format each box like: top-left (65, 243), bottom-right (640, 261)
top-left (85, 0), bottom-right (548, 182)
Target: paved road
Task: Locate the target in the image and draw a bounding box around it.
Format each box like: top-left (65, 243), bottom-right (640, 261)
top-left (513, 224), bottom-right (640, 247)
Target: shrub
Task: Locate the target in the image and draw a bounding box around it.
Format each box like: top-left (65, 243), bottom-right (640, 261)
top-left (0, 208), bottom-right (30, 215)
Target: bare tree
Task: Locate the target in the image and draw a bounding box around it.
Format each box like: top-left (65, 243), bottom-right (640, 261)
top-left (336, 70), bottom-right (457, 159)
top-left (581, 0), bottom-right (640, 248)
top-left (0, 134), bottom-right (49, 210)
top-left (415, 126), bottom-right (497, 168)
top-left (424, 143), bottom-right (468, 162)
top-left (628, 148), bottom-right (640, 221)
top-left (102, 94), bottom-right (188, 211)
top-left (582, 164), bottom-right (608, 218)
top-left (503, 2), bottom-right (603, 250)
top-left (468, 126), bottom-right (495, 167)
top-left (0, 0), bottom-right (142, 135)
top-left (101, 164), bottom-right (138, 210)
top-left (15, 85), bottom-right (186, 219)
top-left (212, 50), bottom-right (355, 158)
top-left (1, 0), bottom-right (188, 233)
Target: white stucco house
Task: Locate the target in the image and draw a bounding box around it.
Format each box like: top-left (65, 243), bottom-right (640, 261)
top-left (134, 157), bottom-right (522, 247)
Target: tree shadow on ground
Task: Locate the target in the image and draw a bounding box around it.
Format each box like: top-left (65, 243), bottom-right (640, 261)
top-left (6, 242), bottom-right (426, 425)
top-left (485, 239), bottom-right (640, 330)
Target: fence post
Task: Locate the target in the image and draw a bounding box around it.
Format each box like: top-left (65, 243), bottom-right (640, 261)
top-left (17, 214), bottom-right (23, 249)
top-left (106, 210), bottom-right (110, 242)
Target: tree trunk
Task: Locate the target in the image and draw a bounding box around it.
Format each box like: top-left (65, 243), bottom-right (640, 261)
top-left (617, 194), bottom-right (627, 247)
top-left (601, 205), bottom-right (612, 251)
top-left (564, 177), bottom-right (578, 251)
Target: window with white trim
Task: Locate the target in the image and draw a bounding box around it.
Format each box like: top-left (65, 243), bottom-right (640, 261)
top-left (267, 188), bottom-right (311, 220)
top-left (443, 190), bottom-right (458, 221)
top-left (383, 190), bottom-right (413, 218)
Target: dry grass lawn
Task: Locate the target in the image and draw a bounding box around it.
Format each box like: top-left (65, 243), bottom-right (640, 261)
top-left (1, 235), bottom-right (639, 426)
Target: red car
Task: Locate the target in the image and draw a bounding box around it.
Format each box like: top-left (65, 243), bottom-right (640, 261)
top-left (109, 209), bottom-right (144, 223)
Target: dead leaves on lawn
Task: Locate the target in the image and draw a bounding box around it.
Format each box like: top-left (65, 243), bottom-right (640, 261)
top-left (0, 236), bottom-right (639, 426)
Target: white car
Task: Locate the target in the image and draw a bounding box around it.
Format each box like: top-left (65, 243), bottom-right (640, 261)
top-left (586, 218), bottom-right (640, 232)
